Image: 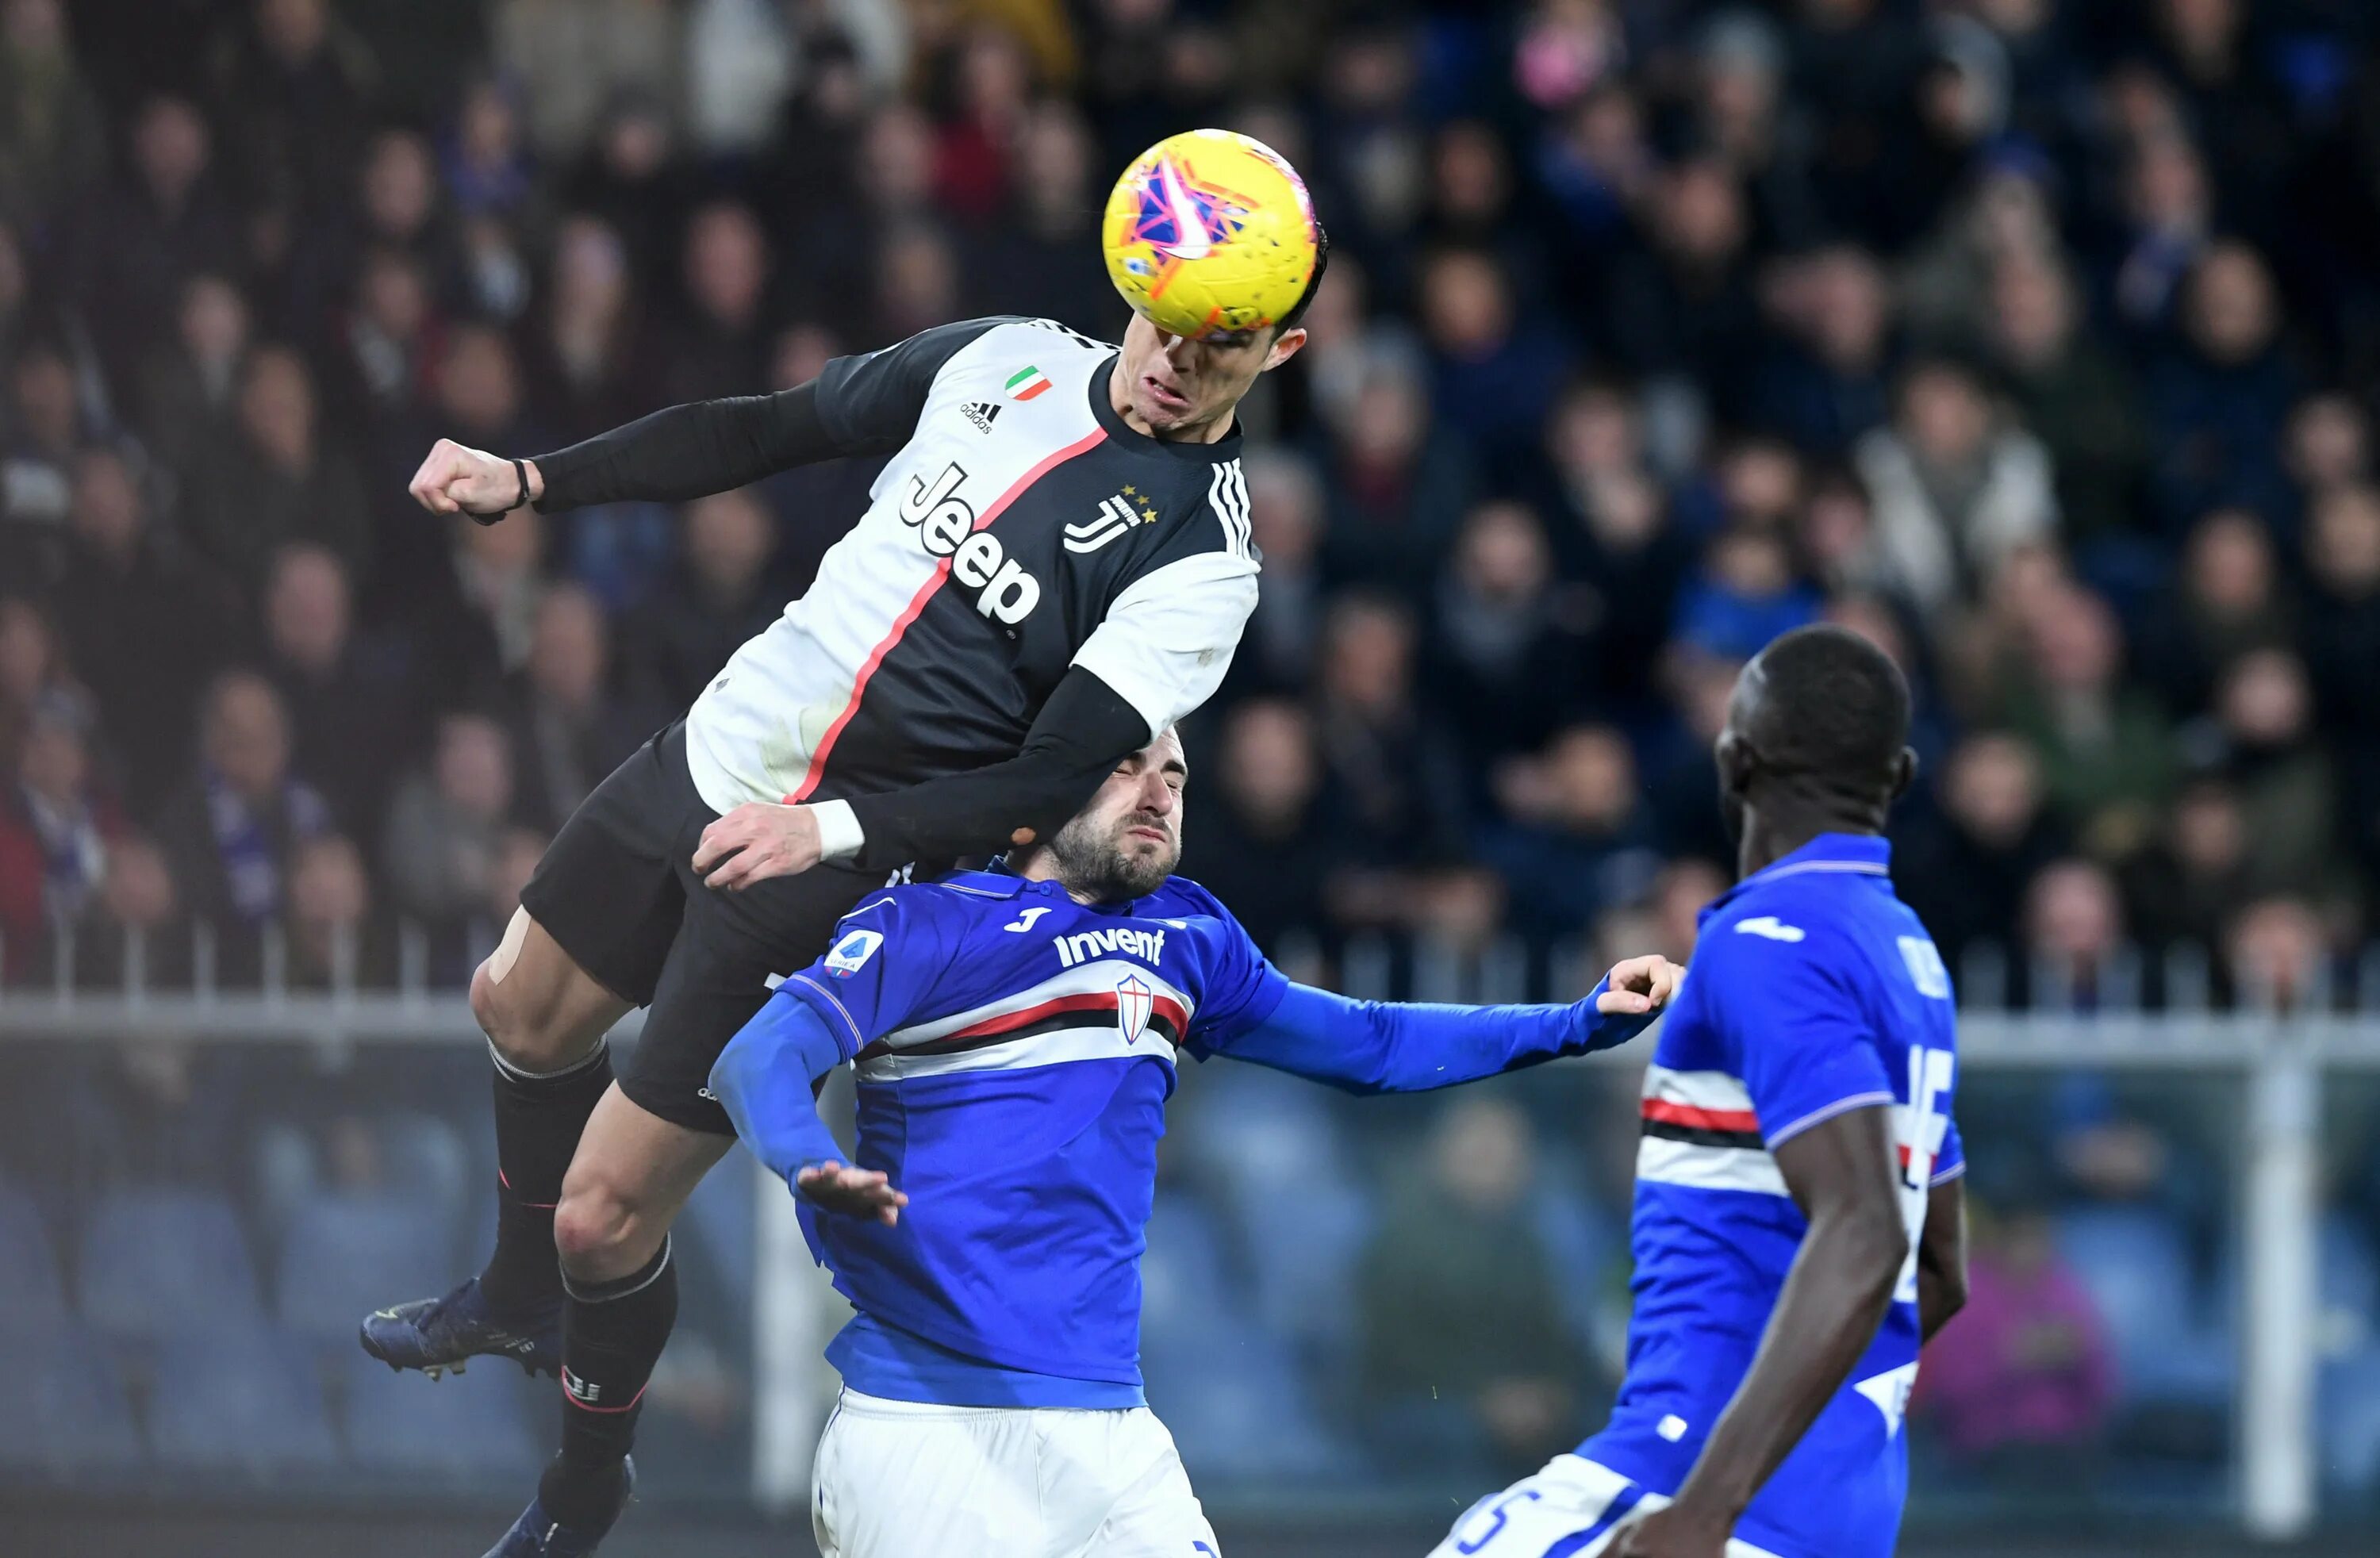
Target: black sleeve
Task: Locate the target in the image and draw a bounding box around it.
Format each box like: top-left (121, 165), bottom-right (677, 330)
top-left (839, 665), bottom-right (1150, 873)
top-left (531, 317), bottom-right (1015, 512)
top-left (812, 316), bottom-right (1022, 452)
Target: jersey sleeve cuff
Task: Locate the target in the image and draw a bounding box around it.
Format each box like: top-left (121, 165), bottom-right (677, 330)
top-left (1763, 1091), bottom-right (1898, 1150)
top-left (809, 799), bottom-right (865, 863)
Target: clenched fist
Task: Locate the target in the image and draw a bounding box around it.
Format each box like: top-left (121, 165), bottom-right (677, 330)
top-left (409, 438), bottom-right (539, 522)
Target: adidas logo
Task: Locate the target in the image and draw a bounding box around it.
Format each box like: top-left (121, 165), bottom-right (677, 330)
top-left (962, 401), bottom-right (1001, 433)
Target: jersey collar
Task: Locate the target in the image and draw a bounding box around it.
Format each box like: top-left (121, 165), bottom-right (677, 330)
top-left (1700, 833), bottom-right (1892, 923)
top-left (969, 854), bottom-right (1152, 916)
top-left (1089, 355), bottom-right (1246, 466)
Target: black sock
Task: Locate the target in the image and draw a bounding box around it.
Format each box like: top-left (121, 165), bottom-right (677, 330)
top-left (479, 1041), bottom-right (613, 1314)
top-left (555, 1236), bottom-right (678, 1489)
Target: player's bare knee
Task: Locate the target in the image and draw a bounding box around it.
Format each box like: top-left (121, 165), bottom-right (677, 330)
top-left (552, 1181), bottom-right (645, 1277)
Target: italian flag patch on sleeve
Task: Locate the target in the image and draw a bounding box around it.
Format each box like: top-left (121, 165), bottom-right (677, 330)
top-left (1005, 365), bottom-right (1053, 401)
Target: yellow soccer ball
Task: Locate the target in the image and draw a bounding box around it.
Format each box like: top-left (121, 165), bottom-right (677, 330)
top-left (1102, 129), bottom-right (1320, 340)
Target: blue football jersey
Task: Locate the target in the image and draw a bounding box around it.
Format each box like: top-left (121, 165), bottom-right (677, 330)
top-left (1578, 834), bottom-right (1963, 1558)
top-left (770, 864), bottom-right (1287, 1397)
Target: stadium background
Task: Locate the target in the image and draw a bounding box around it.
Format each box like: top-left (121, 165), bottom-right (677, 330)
top-left (6, 0), bottom-right (2380, 1553)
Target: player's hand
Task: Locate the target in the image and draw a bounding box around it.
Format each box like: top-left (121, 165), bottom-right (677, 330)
top-left (1596, 954), bottom-right (1683, 1017)
top-left (794, 1161), bottom-right (908, 1226)
top-left (693, 802), bottom-right (823, 890)
top-left (1608, 1502), bottom-right (1730, 1558)
top-left (408, 437), bottom-right (535, 520)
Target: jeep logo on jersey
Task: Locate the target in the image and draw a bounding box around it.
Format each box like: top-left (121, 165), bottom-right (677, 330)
top-left (1116, 975), bottom-right (1154, 1045)
top-left (899, 461), bottom-right (1042, 624)
top-left (1066, 485), bottom-right (1160, 554)
top-left (1053, 926), bottom-right (1167, 968)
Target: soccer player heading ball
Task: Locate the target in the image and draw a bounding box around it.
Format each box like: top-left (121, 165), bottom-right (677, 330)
top-left (364, 132), bottom-right (1323, 1558)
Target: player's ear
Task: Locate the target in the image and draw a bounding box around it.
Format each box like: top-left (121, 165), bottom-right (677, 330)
top-left (1889, 745), bottom-right (1917, 800)
top-left (1261, 325), bottom-right (1307, 371)
top-left (1714, 728), bottom-right (1756, 797)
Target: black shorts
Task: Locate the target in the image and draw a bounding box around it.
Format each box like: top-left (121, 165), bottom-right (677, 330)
top-left (519, 721), bottom-right (884, 1134)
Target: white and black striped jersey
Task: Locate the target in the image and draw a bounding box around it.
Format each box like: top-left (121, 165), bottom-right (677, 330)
top-left (679, 317), bottom-right (1258, 816)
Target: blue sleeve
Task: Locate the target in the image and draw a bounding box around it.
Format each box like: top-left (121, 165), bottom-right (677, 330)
top-left (1698, 919), bottom-right (1897, 1148)
top-left (775, 888), bottom-right (949, 1053)
top-left (1201, 975), bottom-right (1654, 1096)
top-left (708, 993), bottom-right (849, 1182)
top-left (1175, 890), bottom-right (1292, 1051)
top-left (1933, 1116), bottom-right (1966, 1186)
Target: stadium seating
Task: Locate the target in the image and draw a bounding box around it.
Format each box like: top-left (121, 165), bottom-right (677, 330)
top-left (0, 1176), bottom-right (67, 1326)
top-left (340, 1349), bottom-right (540, 1483)
top-left (0, 1320), bottom-right (145, 1478)
top-left (148, 1322), bottom-right (339, 1479)
top-left (79, 1188), bottom-right (263, 1343)
top-left (272, 1189), bottom-right (456, 1350)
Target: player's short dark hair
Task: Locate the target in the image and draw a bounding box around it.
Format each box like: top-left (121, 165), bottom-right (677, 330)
top-left (1745, 624), bottom-right (1910, 789)
top-left (1273, 223), bottom-right (1331, 338)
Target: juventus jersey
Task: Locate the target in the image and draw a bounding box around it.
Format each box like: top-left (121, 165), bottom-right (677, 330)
top-left (682, 317), bottom-right (1260, 815)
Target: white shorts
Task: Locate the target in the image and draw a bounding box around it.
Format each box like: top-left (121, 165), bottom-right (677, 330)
top-left (811, 1388), bottom-right (1222, 1558)
top-left (1427, 1455), bottom-right (1783, 1558)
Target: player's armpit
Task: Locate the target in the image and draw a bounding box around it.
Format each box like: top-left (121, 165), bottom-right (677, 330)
top-left (1662, 1104), bottom-right (1909, 1529)
top-left (1917, 1174), bottom-right (1970, 1344)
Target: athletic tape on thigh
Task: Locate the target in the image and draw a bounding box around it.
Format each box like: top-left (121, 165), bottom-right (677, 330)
top-left (486, 906), bottom-right (532, 984)
top-left (487, 1034), bottom-right (611, 1084)
top-left (561, 1234), bottom-right (672, 1305)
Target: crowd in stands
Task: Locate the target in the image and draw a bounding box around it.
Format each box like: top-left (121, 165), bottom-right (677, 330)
top-left (8, 0), bottom-right (2380, 1513)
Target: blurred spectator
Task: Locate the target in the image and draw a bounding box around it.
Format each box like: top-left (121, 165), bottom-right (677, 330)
top-left (1541, 383), bottom-right (1692, 711)
top-left (2133, 508), bottom-right (2292, 717)
top-left (2303, 485), bottom-right (2380, 743)
top-left (381, 712), bottom-right (515, 931)
top-left (522, 215), bottom-right (644, 445)
top-left (1899, 732), bottom-right (2069, 969)
top-left (1603, 159), bottom-right (1761, 401)
top-left (1917, 1205), bottom-right (2115, 1478)
top-left (1310, 593), bottom-right (1468, 887)
top-left (658, 200), bottom-right (772, 404)
top-left (260, 541), bottom-right (416, 832)
top-left (1357, 1096), bottom-right (1587, 1481)
top-left (1426, 501), bottom-right (1599, 768)
top-left (181, 344), bottom-right (372, 597)
top-left (2146, 242), bottom-right (2299, 536)
top-left (1227, 449), bottom-right (1325, 696)
top-left (2121, 777), bottom-right (2251, 953)
top-left (1180, 698), bottom-right (1334, 956)
top-left (2022, 857), bottom-right (2127, 1006)
top-left (2282, 393), bottom-right (2370, 513)
top-left (1985, 255), bottom-right (2147, 547)
top-left (502, 582), bottom-right (645, 833)
top-left (0, 0), bottom-right (107, 229)
top-left (49, 448), bottom-right (232, 809)
top-left (205, 0), bottom-right (374, 244)
top-left (0, 334), bottom-right (79, 579)
top-left (1998, 586), bottom-right (2174, 857)
top-left (1417, 247), bottom-right (1572, 462)
top-left (1670, 527), bottom-right (1821, 664)
top-left (284, 831), bottom-right (386, 988)
top-left (137, 273), bottom-right (253, 478)
top-left (444, 75), bottom-right (534, 221)
top-left (1751, 244), bottom-right (1894, 456)
top-left (2223, 895), bottom-right (2332, 1012)
top-left (64, 94), bottom-right (240, 389)
top-left (2183, 647), bottom-right (2340, 900)
top-left (493, 0), bottom-right (680, 163)
top-left (328, 247), bottom-right (436, 437)
top-left (1318, 348), bottom-right (1472, 591)
top-left (1480, 724), bottom-right (1661, 945)
top-left (0, 593), bottom-right (77, 759)
top-left (0, 693), bottom-right (125, 971)
top-left (628, 488), bottom-right (782, 711)
top-left (152, 669), bottom-right (333, 935)
top-left (1852, 356), bottom-right (2056, 612)
top-left (2106, 124), bottom-right (2210, 335)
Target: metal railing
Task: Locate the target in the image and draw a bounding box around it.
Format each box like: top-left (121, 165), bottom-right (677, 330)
top-left (6, 923), bottom-right (2380, 1537)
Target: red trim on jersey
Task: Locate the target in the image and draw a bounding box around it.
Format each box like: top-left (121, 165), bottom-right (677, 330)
top-left (789, 425), bottom-right (1110, 802)
top-left (1641, 1097), bottom-right (1764, 1135)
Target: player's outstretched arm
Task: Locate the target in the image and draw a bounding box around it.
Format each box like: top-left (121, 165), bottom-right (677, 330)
top-left (1610, 1107), bottom-right (1907, 1558)
top-left (1205, 954), bottom-right (1682, 1096)
top-left (709, 986), bottom-right (907, 1226)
